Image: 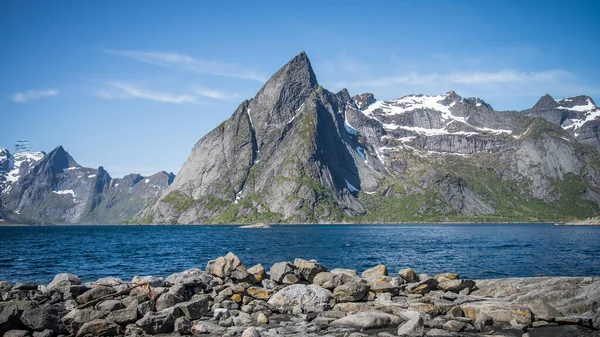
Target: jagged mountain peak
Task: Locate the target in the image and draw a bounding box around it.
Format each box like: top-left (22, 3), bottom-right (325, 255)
top-left (44, 146), bottom-right (79, 173)
top-left (555, 95), bottom-right (597, 112)
top-left (352, 93), bottom-right (376, 110)
top-left (531, 93), bottom-right (559, 111)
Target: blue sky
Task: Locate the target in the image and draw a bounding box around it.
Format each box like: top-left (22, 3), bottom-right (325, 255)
top-left (2, 0), bottom-right (599, 177)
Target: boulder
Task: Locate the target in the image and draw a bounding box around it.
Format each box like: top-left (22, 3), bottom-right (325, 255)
top-left (528, 300), bottom-right (561, 321)
top-left (425, 328), bottom-right (456, 336)
top-left (95, 299), bottom-right (124, 315)
top-left (282, 274), bottom-right (299, 285)
top-left (135, 309), bottom-right (180, 334)
top-left (312, 272), bottom-right (343, 290)
top-left (438, 280), bottom-right (475, 293)
top-left (361, 265), bottom-right (388, 279)
top-left (131, 275), bottom-right (164, 287)
top-left (75, 286), bottom-right (115, 304)
top-left (330, 310), bottom-right (404, 330)
top-left (174, 316), bottom-right (192, 334)
top-left (397, 310), bottom-right (424, 337)
top-left (256, 312), bottom-right (269, 324)
top-left (247, 287), bottom-right (274, 301)
top-left (93, 277), bottom-right (129, 292)
top-left (3, 330), bottom-right (31, 337)
top-left (105, 307), bottom-right (137, 324)
top-left (333, 282), bottom-right (369, 302)
top-left (442, 320), bottom-right (467, 332)
top-left (399, 268), bottom-right (419, 283)
top-left (268, 284), bottom-right (332, 313)
top-left (156, 292), bottom-right (184, 311)
top-left (166, 268), bottom-right (213, 286)
top-left (293, 258), bottom-right (327, 282)
top-left (434, 273), bottom-right (460, 283)
top-left (330, 268), bottom-right (360, 283)
top-left (75, 319), bottom-right (121, 337)
top-left (174, 295), bottom-right (210, 320)
top-left (206, 252), bottom-right (249, 280)
top-left (409, 278), bottom-right (438, 295)
top-left (241, 326), bottom-right (261, 337)
top-left (247, 264), bottom-right (267, 284)
top-left (20, 304), bottom-right (67, 334)
top-left (61, 308), bottom-right (104, 334)
top-left (369, 280), bottom-right (398, 295)
top-left (269, 262), bottom-right (296, 283)
top-left (45, 273), bottom-right (81, 293)
top-left (0, 302), bottom-right (21, 334)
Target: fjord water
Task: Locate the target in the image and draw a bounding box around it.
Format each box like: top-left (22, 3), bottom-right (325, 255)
top-left (1, 224), bottom-right (599, 283)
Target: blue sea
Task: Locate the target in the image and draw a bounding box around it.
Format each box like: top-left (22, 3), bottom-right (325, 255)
top-left (1, 224), bottom-right (599, 284)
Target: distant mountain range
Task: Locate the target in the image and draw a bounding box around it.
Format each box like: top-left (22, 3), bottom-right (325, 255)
top-left (4, 52), bottom-right (600, 224)
top-left (0, 146), bottom-right (174, 224)
top-left (138, 52), bottom-right (600, 224)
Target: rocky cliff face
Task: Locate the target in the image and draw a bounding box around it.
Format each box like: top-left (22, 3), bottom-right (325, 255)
top-left (0, 146), bottom-right (174, 224)
top-left (139, 52), bottom-right (600, 224)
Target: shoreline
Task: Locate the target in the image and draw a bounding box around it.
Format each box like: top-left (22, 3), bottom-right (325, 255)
top-left (0, 221), bottom-right (560, 227)
top-left (1, 252), bottom-right (598, 336)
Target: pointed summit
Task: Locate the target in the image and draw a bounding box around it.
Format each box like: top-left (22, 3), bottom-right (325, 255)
top-left (44, 146), bottom-right (79, 174)
top-left (260, 51), bottom-right (318, 90)
top-left (531, 94), bottom-right (558, 111)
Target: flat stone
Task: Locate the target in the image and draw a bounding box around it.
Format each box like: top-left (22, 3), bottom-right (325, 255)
top-left (330, 310), bottom-right (404, 330)
top-left (529, 300), bottom-right (561, 321)
top-left (247, 287), bottom-right (274, 300)
top-left (105, 306), bottom-right (137, 324)
top-left (442, 320), bottom-right (467, 332)
top-left (462, 300), bottom-right (533, 325)
top-left (438, 280), bottom-right (475, 293)
top-left (3, 330), bottom-right (31, 337)
top-left (333, 281), bottom-right (369, 302)
top-left (268, 284), bottom-right (332, 313)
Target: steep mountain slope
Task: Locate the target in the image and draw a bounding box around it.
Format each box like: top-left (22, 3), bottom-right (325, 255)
top-left (139, 52), bottom-right (600, 224)
top-left (0, 146), bottom-right (174, 224)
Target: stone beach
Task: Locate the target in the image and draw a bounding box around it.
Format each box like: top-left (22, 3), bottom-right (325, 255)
top-left (0, 252), bottom-right (598, 337)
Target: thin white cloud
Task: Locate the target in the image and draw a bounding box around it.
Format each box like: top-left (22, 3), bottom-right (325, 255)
top-left (339, 69), bottom-right (571, 88)
top-left (12, 89), bottom-right (59, 103)
top-left (102, 49), bottom-right (267, 82)
top-left (97, 83), bottom-right (197, 104)
top-left (193, 88), bottom-right (238, 100)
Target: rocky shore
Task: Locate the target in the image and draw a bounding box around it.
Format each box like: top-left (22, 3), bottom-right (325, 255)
top-left (1, 253), bottom-right (598, 337)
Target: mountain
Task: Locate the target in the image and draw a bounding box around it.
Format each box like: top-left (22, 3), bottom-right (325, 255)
top-left (0, 146), bottom-right (174, 224)
top-left (138, 52), bottom-right (600, 224)
top-left (523, 94), bottom-right (600, 148)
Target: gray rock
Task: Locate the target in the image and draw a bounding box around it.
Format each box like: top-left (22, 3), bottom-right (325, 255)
top-left (330, 310), bottom-right (404, 330)
top-left (61, 308), bottom-right (104, 334)
top-left (397, 310), bottom-right (424, 337)
top-left (136, 300), bottom-right (155, 317)
top-left (233, 312), bottom-right (253, 326)
top-left (165, 268), bottom-right (213, 286)
top-left (105, 306), bottom-right (137, 324)
top-left (438, 279), bottom-right (475, 293)
top-left (131, 275), bottom-right (164, 287)
top-left (442, 320), bottom-right (466, 332)
top-left (135, 309), bottom-right (180, 334)
top-left (155, 292), bottom-right (184, 311)
top-left (20, 304), bottom-right (67, 334)
top-left (75, 286), bottom-right (115, 304)
top-left (269, 262), bottom-right (296, 283)
top-left (293, 258), bottom-right (327, 282)
top-left (3, 330), bottom-right (31, 337)
top-left (174, 295), bottom-right (210, 320)
top-left (174, 316), bottom-right (192, 334)
top-left (408, 278), bottom-right (438, 295)
top-left (45, 273), bottom-right (81, 294)
top-left (169, 283), bottom-right (186, 296)
top-left (256, 312), bottom-right (269, 324)
top-left (282, 274), bottom-right (299, 285)
top-left (529, 300), bottom-right (561, 321)
top-left (461, 300), bottom-right (532, 325)
top-left (206, 252), bottom-right (249, 280)
top-left (399, 268), bottom-right (419, 283)
top-left (333, 281), bottom-right (369, 302)
top-left (95, 299), bottom-right (123, 315)
top-left (75, 319), bottom-right (121, 337)
top-left (425, 328), bottom-right (456, 336)
top-left (241, 326), bottom-right (261, 337)
top-left (268, 284), bottom-right (332, 313)
top-left (32, 330), bottom-right (53, 337)
top-left (0, 302), bottom-right (21, 334)
top-left (312, 272), bottom-right (343, 289)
